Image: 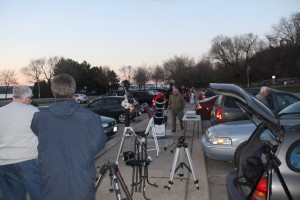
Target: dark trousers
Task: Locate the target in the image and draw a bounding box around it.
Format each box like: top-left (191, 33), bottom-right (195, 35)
top-left (171, 109), bottom-right (184, 131)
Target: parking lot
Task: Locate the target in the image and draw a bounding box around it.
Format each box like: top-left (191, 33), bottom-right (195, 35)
top-left (94, 102), bottom-right (234, 200)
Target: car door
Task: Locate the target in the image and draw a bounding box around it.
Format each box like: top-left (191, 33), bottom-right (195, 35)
top-left (89, 98), bottom-right (106, 115)
top-left (273, 93), bottom-right (300, 113)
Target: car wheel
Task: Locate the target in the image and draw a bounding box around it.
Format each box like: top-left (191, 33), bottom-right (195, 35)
top-left (234, 141), bottom-right (247, 167)
top-left (77, 99), bottom-right (81, 104)
top-left (139, 106), bottom-right (145, 113)
top-left (118, 113), bottom-right (126, 124)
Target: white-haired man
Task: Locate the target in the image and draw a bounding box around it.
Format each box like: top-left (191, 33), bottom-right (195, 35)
top-left (255, 86), bottom-right (270, 106)
top-left (0, 85), bottom-right (41, 200)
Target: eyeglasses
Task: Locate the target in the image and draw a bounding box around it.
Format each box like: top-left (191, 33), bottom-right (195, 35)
top-left (26, 96), bottom-right (32, 104)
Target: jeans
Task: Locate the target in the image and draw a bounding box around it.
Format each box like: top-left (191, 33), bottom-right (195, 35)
top-left (0, 159), bottom-right (41, 200)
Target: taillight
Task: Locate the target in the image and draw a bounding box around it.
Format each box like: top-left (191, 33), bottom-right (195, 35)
top-left (216, 107), bottom-right (222, 120)
top-left (252, 177), bottom-right (267, 200)
top-left (152, 98), bottom-right (156, 103)
top-left (197, 104), bottom-right (202, 109)
top-left (129, 106), bottom-right (134, 111)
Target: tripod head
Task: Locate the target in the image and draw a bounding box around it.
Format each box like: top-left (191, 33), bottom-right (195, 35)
top-left (121, 80), bottom-right (135, 127)
top-left (264, 141), bottom-right (281, 168)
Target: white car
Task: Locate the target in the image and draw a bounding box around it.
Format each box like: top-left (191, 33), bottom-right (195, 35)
top-left (73, 94), bottom-right (89, 104)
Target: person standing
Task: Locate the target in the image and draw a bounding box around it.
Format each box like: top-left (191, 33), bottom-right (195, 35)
top-left (31, 74), bottom-right (107, 200)
top-left (0, 85), bottom-right (41, 200)
top-left (255, 86), bottom-right (270, 106)
top-left (168, 88), bottom-right (185, 132)
top-left (190, 87), bottom-right (196, 104)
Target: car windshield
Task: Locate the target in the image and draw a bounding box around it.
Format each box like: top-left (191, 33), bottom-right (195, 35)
top-left (201, 95), bottom-right (217, 102)
top-left (277, 101), bottom-right (300, 118)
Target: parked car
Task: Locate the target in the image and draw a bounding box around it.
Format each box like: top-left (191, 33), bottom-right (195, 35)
top-left (210, 89), bottom-right (300, 124)
top-left (148, 90), bottom-right (160, 96)
top-left (198, 88), bottom-right (215, 100)
top-left (209, 83), bottom-right (300, 200)
top-left (38, 106), bottom-right (118, 137)
top-left (73, 94), bottom-right (89, 104)
top-left (105, 90), bottom-right (126, 97)
top-left (101, 116), bottom-right (118, 137)
top-left (202, 119), bottom-right (256, 162)
top-left (131, 90), bottom-right (156, 107)
top-left (194, 95), bottom-right (218, 119)
top-left (85, 96), bottom-right (139, 123)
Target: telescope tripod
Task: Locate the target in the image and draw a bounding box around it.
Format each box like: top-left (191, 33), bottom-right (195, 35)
top-left (125, 132), bottom-right (158, 200)
top-left (166, 136), bottom-right (199, 190)
top-left (116, 116), bottom-right (160, 164)
top-left (247, 143), bottom-right (293, 200)
top-left (95, 162), bottom-right (133, 200)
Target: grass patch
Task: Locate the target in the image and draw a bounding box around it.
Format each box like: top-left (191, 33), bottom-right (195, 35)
top-left (273, 85), bottom-right (300, 93)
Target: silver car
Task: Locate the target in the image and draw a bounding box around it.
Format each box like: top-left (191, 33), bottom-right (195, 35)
top-left (210, 89), bottom-right (300, 124)
top-left (202, 120), bottom-right (256, 162)
top-left (209, 83), bottom-right (300, 200)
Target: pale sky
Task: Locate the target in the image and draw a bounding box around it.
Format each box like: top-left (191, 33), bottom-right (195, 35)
top-left (0, 0), bottom-right (299, 84)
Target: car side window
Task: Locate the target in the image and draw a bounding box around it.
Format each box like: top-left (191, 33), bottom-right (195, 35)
top-left (106, 98), bottom-right (119, 105)
top-left (286, 140), bottom-right (300, 173)
top-left (275, 94), bottom-right (299, 111)
top-left (224, 96), bottom-right (239, 108)
top-left (90, 99), bottom-right (105, 108)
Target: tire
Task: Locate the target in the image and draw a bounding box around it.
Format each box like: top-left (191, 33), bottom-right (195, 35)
top-left (77, 99), bottom-right (82, 104)
top-left (118, 113), bottom-right (126, 124)
top-left (139, 106), bottom-right (145, 113)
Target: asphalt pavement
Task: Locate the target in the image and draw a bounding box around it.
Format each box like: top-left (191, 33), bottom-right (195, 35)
top-left (94, 103), bottom-right (210, 200)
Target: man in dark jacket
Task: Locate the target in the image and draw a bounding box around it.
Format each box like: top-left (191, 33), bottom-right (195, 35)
top-left (31, 74), bottom-right (107, 200)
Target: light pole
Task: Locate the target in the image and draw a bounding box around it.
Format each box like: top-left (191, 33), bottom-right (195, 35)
top-left (247, 66), bottom-right (250, 88)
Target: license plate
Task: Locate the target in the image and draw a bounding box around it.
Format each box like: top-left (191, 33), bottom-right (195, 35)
top-left (113, 127), bottom-right (117, 132)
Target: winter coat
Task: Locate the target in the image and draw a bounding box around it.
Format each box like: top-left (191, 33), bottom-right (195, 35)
top-left (31, 98), bottom-right (107, 200)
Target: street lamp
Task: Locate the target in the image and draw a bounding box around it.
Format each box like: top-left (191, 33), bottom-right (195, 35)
top-left (247, 66), bottom-right (250, 88)
top-left (272, 75), bottom-right (276, 86)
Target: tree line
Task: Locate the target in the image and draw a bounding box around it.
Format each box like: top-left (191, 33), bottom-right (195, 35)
top-left (1, 12), bottom-right (299, 98)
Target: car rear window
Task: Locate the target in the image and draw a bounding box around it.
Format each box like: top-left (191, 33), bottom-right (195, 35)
top-left (224, 96), bottom-right (239, 108)
top-left (286, 140), bottom-right (300, 173)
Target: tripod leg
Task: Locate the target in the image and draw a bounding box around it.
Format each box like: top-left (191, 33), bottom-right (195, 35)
top-left (273, 166), bottom-right (293, 200)
top-left (116, 171), bottom-right (133, 200)
top-left (185, 147), bottom-right (199, 190)
top-left (266, 165), bottom-right (272, 200)
top-left (151, 123), bottom-right (160, 157)
top-left (95, 165), bottom-right (108, 192)
top-left (179, 147), bottom-right (184, 180)
top-left (109, 168), bottom-right (123, 200)
top-left (116, 127), bottom-right (135, 164)
top-left (167, 147), bottom-right (180, 190)
top-left (116, 130), bottom-right (126, 164)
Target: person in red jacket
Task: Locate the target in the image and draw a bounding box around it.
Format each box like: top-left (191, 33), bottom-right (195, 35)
top-left (155, 90), bottom-right (165, 100)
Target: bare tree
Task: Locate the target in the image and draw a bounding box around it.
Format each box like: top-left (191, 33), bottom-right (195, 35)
top-left (40, 56), bottom-right (60, 82)
top-left (133, 65), bottom-right (151, 89)
top-left (151, 65), bottom-right (164, 89)
top-left (209, 33), bottom-right (266, 83)
top-left (0, 69), bottom-right (18, 98)
top-left (267, 12), bottom-right (300, 46)
top-left (163, 55), bottom-right (195, 88)
top-left (119, 65), bottom-right (133, 83)
top-left (21, 58), bottom-right (45, 98)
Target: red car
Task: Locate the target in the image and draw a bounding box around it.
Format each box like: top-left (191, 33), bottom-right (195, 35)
top-left (194, 95), bottom-right (218, 119)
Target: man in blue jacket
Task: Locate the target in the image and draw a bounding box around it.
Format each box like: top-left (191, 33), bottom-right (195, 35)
top-left (31, 74), bottom-right (107, 200)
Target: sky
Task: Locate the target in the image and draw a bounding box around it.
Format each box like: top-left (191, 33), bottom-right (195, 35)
top-left (0, 0), bottom-right (299, 84)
